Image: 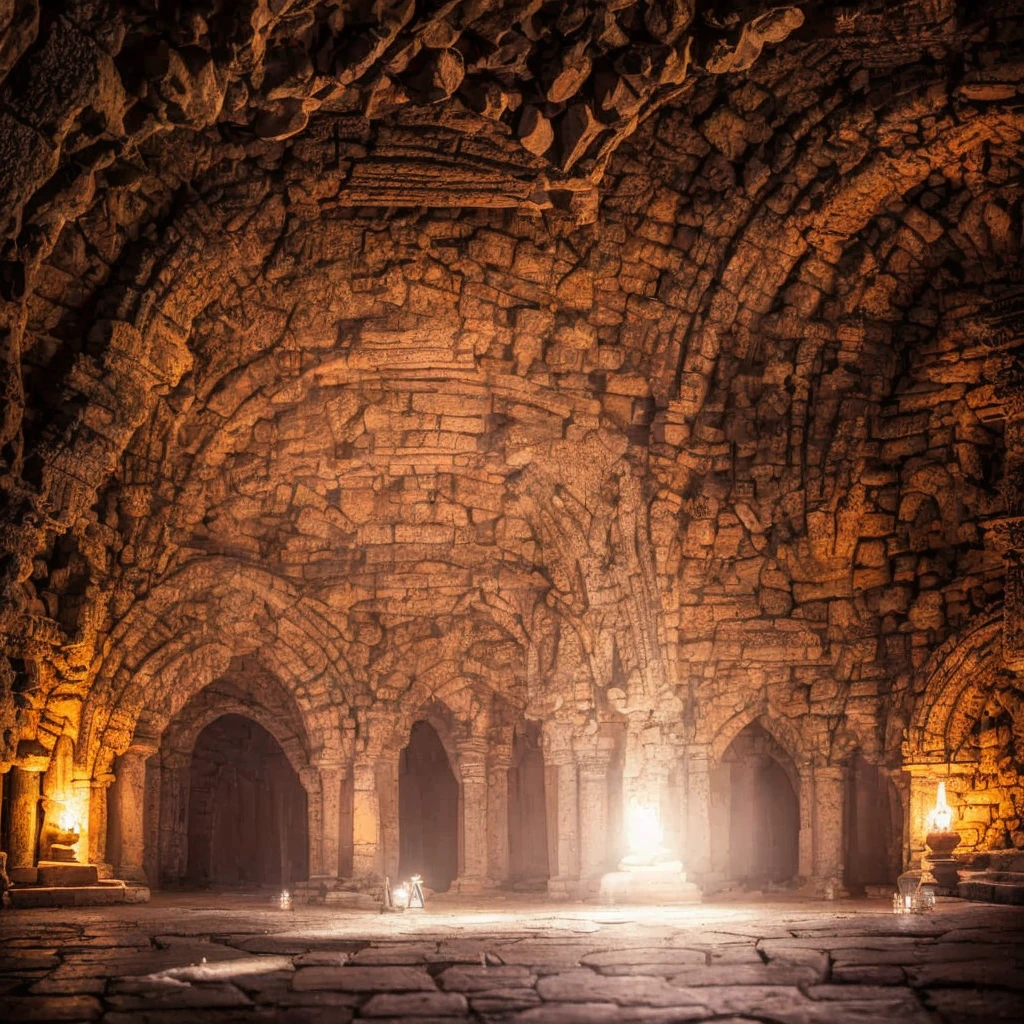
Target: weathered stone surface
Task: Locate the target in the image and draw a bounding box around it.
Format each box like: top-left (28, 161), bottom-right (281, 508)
top-left (0, 0), bottom-right (1022, 936)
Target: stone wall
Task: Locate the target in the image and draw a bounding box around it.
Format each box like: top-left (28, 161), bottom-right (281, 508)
top-left (0, 1), bottom-right (1022, 892)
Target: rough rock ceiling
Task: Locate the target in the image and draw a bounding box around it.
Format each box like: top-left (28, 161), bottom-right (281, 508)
top-left (0, 1), bottom-right (1022, 797)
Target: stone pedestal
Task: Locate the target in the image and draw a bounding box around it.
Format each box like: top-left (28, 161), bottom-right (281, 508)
top-left (599, 861), bottom-right (702, 904)
top-left (37, 861), bottom-right (100, 887)
top-left (923, 830), bottom-right (962, 892)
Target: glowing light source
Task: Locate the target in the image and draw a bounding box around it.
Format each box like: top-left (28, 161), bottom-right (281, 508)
top-left (408, 874), bottom-right (425, 910)
top-left (392, 884), bottom-right (409, 906)
top-left (57, 809), bottom-right (81, 834)
top-left (279, 890), bottom-right (292, 910)
top-left (927, 780), bottom-right (953, 833)
top-left (627, 802), bottom-right (664, 857)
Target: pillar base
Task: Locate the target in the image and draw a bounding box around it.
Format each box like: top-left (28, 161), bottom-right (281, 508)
top-left (116, 865), bottom-right (148, 884)
top-left (452, 874), bottom-right (488, 894)
top-left (797, 877), bottom-right (848, 899)
top-left (546, 875), bottom-right (583, 899)
top-left (9, 867), bottom-right (38, 885)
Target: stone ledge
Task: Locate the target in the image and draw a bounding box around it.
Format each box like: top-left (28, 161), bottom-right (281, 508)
top-left (9, 882), bottom-right (150, 908)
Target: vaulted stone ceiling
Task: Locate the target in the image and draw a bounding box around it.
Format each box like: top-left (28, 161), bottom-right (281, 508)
top-left (1, 0), bottom-right (1023, 852)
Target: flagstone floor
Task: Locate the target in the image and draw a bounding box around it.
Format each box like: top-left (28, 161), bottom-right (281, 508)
top-left (1, 892), bottom-right (1021, 1023)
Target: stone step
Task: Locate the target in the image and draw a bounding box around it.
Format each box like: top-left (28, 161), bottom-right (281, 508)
top-left (960, 869), bottom-right (1024, 884)
top-left (36, 862), bottom-right (99, 887)
top-left (958, 874), bottom-right (1024, 906)
top-left (9, 882), bottom-right (150, 908)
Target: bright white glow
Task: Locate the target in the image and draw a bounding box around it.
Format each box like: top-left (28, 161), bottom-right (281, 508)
top-left (279, 890), bottom-right (292, 910)
top-left (627, 802), bottom-right (664, 855)
top-left (392, 885), bottom-right (409, 906)
top-left (57, 809), bottom-right (80, 834)
top-left (928, 780), bottom-right (953, 832)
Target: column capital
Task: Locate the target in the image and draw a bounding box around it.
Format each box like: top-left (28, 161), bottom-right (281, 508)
top-left (298, 765), bottom-right (322, 795)
top-left (126, 739), bottom-right (160, 759)
top-left (541, 721), bottom-right (575, 764)
top-left (686, 743), bottom-right (711, 762)
top-left (456, 737), bottom-right (488, 760)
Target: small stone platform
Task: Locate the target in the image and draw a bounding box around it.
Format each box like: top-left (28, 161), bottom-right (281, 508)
top-left (8, 880), bottom-right (150, 909)
top-left (958, 850), bottom-right (1024, 906)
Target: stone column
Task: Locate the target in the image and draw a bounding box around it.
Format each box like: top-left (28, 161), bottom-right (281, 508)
top-left (8, 766), bottom-right (42, 879)
top-left (685, 746), bottom-right (712, 877)
top-left (71, 777), bottom-right (92, 868)
top-left (577, 750), bottom-right (612, 888)
top-left (486, 749), bottom-right (512, 886)
top-left (352, 755), bottom-right (383, 881)
top-left (797, 765), bottom-right (814, 883)
top-left (88, 774), bottom-right (114, 877)
top-left (455, 739), bottom-right (489, 892)
top-left (543, 723), bottom-right (579, 897)
top-left (299, 766), bottom-right (324, 880)
top-left (811, 765), bottom-right (846, 892)
top-left (317, 761), bottom-right (346, 882)
top-left (998, 393), bottom-right (1024, 669)
top-left (114, 743), bottom-right (156, 882)
top-left (156, 755), bottom-right (189, 884)
top-left (143, 758), bottom-right (162, 886)
top-left (377, 752), bottom-right (401, 882)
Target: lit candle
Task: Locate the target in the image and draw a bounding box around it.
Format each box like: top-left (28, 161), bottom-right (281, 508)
top-left (928, 781), bottom-right (953, 833)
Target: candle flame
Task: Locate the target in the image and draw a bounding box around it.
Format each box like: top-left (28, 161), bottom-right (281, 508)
top-left (928, 780), bottom-right (953, 832)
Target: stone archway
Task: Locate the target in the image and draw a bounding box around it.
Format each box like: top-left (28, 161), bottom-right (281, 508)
top-left (711, 721), bottom-right (801, 888)
top-left (508, 721), bottom-right (549, 889)
top-left (843, 751), bottom-right (902, 894)
top-left (398, 720), bottom-right (459, 892)
top-left (184, 715), bottom-right (308, 889)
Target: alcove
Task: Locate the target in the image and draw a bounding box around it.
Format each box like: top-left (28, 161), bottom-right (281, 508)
top-left (712, 721), bottom-right (800, 887)
top-left (843, 752), bottom-right (902, 893)
top-left (508, 722), bottom-right (549, 888)
top-left (398, 720), bottom-right (459, 891)
top-left (185, 714), bottom-right (308, 888)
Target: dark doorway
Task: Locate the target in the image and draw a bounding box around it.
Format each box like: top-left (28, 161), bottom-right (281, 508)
top-left (716, 722), bottom-right (800, 887)
top-left (844, 752), bottom-right (901, 893)
top-left (399, 720), bottom-right (459, 891)
top-left (508, 722), bottom-right (549, 888)
top-left (185, 715), bottom-right (308, 887)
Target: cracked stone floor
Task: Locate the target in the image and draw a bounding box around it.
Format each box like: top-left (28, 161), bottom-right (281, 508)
top-left (1, 893), bottom-right (1022, 1023)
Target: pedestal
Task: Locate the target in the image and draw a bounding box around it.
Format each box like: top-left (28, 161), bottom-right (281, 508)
top-left (36, 861), bottom-right (100, 887)
top-left (923, 830), bottom-right (962, 893)
top-left (599, 861), bottom-right (702, 904)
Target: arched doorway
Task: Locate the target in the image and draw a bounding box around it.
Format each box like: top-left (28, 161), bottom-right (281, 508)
top-left (186, 715), bottom-right (308, 888)
top-left (508, 722), bottom-right (549, 888)
top-left (711, 721), bottom-right (800, 887)
top-left (844, 752), bottom-right (902, 893)
top-left (398, 720), bottom-right (459, 891)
